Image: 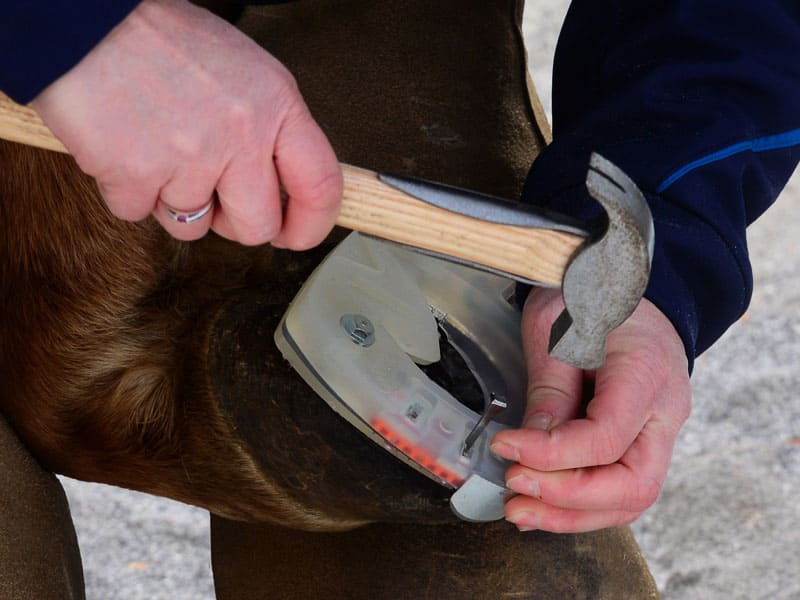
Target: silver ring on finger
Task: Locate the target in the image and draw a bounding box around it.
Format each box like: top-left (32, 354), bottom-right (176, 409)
top-left (164, 200), bottom-right (214, 224)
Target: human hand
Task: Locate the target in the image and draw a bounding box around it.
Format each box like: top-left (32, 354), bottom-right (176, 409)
top-left (491, 288), bottom-right (691, 533)
top-left (30, 0), bottom-right (342, 248)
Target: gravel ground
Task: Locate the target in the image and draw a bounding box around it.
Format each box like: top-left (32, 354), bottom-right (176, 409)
top-left (61, 2), bottom-right (799, 598)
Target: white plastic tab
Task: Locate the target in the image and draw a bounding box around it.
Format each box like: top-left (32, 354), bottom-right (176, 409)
top-left (449, 474), bottom-right (509, 522)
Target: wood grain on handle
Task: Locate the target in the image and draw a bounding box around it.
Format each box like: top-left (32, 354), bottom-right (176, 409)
top-left (0, 92), bottom-right (583, 286)
top-left (338, 167), bottom-right (583, 286)
top-left (0, 92), bottom-right (67, 153)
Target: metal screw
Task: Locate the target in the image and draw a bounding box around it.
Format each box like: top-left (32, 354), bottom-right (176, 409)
top-left (340, 314), bottom-right (375, 347)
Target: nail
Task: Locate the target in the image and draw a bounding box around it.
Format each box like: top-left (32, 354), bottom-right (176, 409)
top-left (524, 411), bottom-right (553, 430)
top-left (506, 475), bottom-right (542, 498)
top-left (507, 511), bottom-right (540, 531)
top-left (490, 442), bottom-right (520, 462)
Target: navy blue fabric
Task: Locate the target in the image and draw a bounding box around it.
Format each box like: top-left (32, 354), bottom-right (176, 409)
top-left (522, 0), bottom-right (800, 369)
top-left (0, 2), bottom-right (140, 103)
top-left (0, 2), bottom-right (297, 103)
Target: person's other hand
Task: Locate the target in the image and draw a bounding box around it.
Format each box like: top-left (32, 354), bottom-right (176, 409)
top-left (31, 0), bottom-right (342, 248)
top-left (491, 288), bottom-right (691, 533)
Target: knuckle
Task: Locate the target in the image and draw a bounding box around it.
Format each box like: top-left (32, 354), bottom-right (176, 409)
top-left (272, 68), bottom-right (302, 104)
top-left (112, 161), bottom-right (164, 192)
top-left (102, 197), bottom-right (135, 221)
top-left (592, 426), bottom-right (626, 466)
top-left (256, 65), bottom-right (303, 123)
top-left (617, 511), bottom-right (640, 527)
top-left (168, 129), bottom-right (205, 162)
top-left (531, 431), bottom-right (562, 472)
top-left (223, 98), bottom-right (258, 138)
top-left (299, 168), bottom-right (344, 212)
top-left (675, 384), bottom-right (693, 425)
top-left (236, 224), bottom-right (276, 246)
top-left (236, 230), bottom-right (268, 247)
top-left (548, 468), bottom-right (587, 505)
top-left (638, 476), bottom-right (663, 507)
top-left (283, 233), bottom-right (322, 252)
top-left (96, 182), bottom-right (151, 222)
top-left (620, 476), bottom-right (662, 513)
top-left (528, 383), bottom-right (573, 407)
top-left (542, 513), bottom-right (581, 535)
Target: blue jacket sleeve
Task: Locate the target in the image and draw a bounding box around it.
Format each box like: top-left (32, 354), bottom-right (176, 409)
top-left (0, 2), bottom-right (140, 103)
top-left (523, 0), bottom-right (800, 369)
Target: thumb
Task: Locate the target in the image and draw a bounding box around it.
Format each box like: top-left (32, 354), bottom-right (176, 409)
top-left (520, 289), bottom-right (586, 430)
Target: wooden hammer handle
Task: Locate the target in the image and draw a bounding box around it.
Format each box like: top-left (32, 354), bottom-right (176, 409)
top-left (0, 92), bottom-right (582, 286)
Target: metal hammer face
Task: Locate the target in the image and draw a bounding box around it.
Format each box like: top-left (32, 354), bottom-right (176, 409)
top-left (548, 153), bottom-right (654, 370)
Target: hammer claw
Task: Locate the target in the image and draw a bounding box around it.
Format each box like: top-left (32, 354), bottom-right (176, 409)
top-left (548, 153), bottom-right (654, 370)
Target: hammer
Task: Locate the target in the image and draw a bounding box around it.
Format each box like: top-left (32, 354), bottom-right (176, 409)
top-left (0, 92), bottom-right (653, 370)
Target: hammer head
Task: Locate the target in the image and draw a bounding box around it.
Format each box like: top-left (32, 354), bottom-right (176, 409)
top-left (548, 153), bottom-right (654, 370)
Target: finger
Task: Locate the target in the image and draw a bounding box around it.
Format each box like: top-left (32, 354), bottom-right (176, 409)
top-left (492, 390), bottom-right (651, 472)
top-left (97, 180), bottom-right (158, 222)
top-left (492, 349), bottom-right (655, 471)
top-left (153, 171), bottom-right (217, 241)
top-left (519, 288), bottom-right (586, 430)
top-left (270, 103), bottom-right (342, 250)
top-left (504, 494), bottom-right (639, 534)
top-left (505, 421), bottom-right (675, 512)
top-left (212, 153), bottom-right (282, 246)
top-left (490, 288), bottom-right (587, 460)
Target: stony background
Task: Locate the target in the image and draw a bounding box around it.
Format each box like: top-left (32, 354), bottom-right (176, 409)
top-left (61, 2), bottom-right (799, 598)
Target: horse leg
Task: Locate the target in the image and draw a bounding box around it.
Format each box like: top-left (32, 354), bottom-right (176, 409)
top-left (210, 2), bottom-right (657, 598)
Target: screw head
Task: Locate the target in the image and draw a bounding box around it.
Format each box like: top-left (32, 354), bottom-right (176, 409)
top-left (340, 314), bottom-right (375, 347)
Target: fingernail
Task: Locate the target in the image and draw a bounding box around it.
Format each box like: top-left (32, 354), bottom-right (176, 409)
top-left (490, 442), bottom-right (520, 462)
top-left (524, 412), bottom-right (553, 430)
top-left (506, 475), bottom-right (542, 498)
top-left (507, 511), bottom-right (540, 531)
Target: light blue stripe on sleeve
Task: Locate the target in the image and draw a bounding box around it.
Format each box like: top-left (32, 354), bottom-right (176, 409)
top-left (657, 127), bottom-right (800, 193)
